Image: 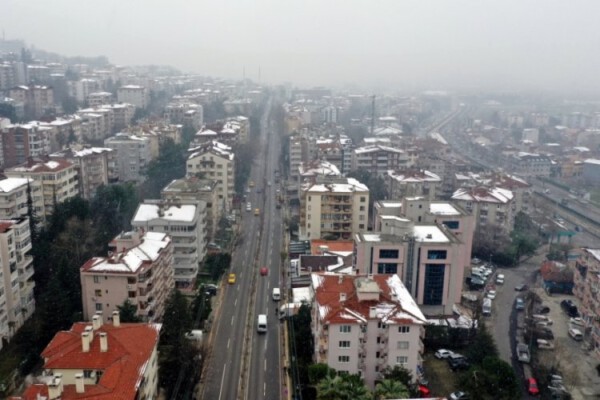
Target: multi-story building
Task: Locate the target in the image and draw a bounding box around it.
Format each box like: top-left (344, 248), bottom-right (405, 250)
top-left (68, 79), bottom-right (100, 103)
top-left (289, 136), bottom-right (309, 180)
top-left (117, 85), bottom-right (149, 109)
top-left (103, 103), bottom-right (136, 132)
top-left (0, 178), bottom-right (45, 219)
top-left (132, 199), bottom-right (206, 291)
top-left (300, 177), bottom-right (369, 240)
top-left (354, 202), bottom-right (472, 315)
top-left (311, 273), bottom-right (426, 388)
top-left (80, 231), bottom-right (173, 322)
top-left (573, 248), bottom-right (600, 358)
top-left (13, 316), bottom-right (160, 400)
top-left (351, 145), bottom-right (409, 177)
top-left (104, 133), bottom-right (152, 183)
top-left (8, 85), bottom-right (54, 119)
top-left (451, 186), bottom-right (515, 232)
top-left (386, 169), bottom-right (442, 201)
top-left (2, 122), bottom-right (53, 168)
top-left (87, 91), bottom-right (113, 107)
top-left (186, 141), bottom-right (235, 213)
top-left (161, 177), bottom-right (218, 239)
top-left (165, 102), bottom-right (204, 129)
top-left (0, 217), bottom-right (35, 350)
top-left (510, 152), bottom-right (552, 177)
top-left (5, 158), bottom-right (79, 217)
top-left (583, 159), bottom-right (600, 185)
top-left (51, 147), bottom-right (117, 199)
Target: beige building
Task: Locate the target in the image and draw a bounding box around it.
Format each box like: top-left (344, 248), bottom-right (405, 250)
top-left (352, 145), bottom-right (410, 177)
top-left (386, 169), bottom-right (442, 201)
top-left (117, 85), bottom-right (149, 109)
top-left (51, 147), bottom-right (117, 199)
top-left (300, 177), bottom-right (369, 240)
top-left (5, 158), bottom-right (79, 218)
top-left (8, 85), bottom-right (54, 119)
top-left (451, 186), bottom-right (515, 232)
top-left (312, 273), bottom-right (426, 388)
top-left (0, 217), bottom-right (35, 350)
top-left (87, 91), bottom-right (113, 107)
top-left (0, 178), bottom-right (45, 219)
top-left (186, 141), bottom-right (235, 213)
top-left (15, 317), bottom-right (160, 400)
top-left (80, 231), bottom-right (173, 322)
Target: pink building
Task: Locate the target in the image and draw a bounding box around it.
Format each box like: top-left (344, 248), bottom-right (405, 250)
top-left (80, 231), bottom-right (173, 323)
top-left (573, 248), bottom-right (600, 358)
top-left (311, 273), bottom-right (426, 388)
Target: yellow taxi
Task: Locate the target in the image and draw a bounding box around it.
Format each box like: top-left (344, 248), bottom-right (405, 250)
top-left (228, 273), bottom-right (236, 284)
top-left (249, 180), bottom-right (255, 188)
top-left (254, 208), bottom-right (260, 216)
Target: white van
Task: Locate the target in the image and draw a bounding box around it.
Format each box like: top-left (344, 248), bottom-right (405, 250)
top-left (482, 298), bottom-right (492, 316)
top-left (257, 314), bottom-right (267, 333)
top-left (272, 288), bottom-right (281, 301)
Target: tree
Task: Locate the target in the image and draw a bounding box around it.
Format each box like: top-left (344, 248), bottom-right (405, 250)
top-left (117, 299), bottom-right (141, 323)
top-left (317, 375), bottom-right (344, 400)
top-left (204, 253), bottom-right (232, 281)
top-left (0, 103), bottom-right (17, 122)
top-left (308, 363), bottom-right (335, 385)
top-left (347, 169), bottom-right (388, 205)
top-left (142, 138), bottom-right (186, 198)
top-left (458, 356), bottom-right (519, 400)
top-left (374, 379), bottom-right (410, 399)
top-left (160, 289), bottom-right (192, 347)
top-left (466, 323), bottom-right (498, 365)
top-left (61, 96), bottom-right (79, 114)
top-left (381, 365), bottom-right (417, 396)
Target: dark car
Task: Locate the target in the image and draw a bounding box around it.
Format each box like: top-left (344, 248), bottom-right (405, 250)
top-left (204, 284), bottom-right (218, 296)
top-left (535, 305), bottom-right (551, 314)
top-left (515, 284), bottom-right (529, 291)
top-left (560, 299), bottom-right (579, 318)
top-left (448, 355), bottom-right (470, 371)
top-left (530, 327), bottom-right (554, 340)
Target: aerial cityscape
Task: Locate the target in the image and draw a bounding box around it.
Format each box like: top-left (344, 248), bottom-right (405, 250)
top-left (1, 2), bottom-right (600, 400)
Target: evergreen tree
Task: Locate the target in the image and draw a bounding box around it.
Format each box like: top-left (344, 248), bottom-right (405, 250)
top-left (117, 300), bottom-right (141, 323)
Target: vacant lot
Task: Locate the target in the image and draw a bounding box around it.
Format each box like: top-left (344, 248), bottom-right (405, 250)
top-left (423, 353), bottom-right (459, 397)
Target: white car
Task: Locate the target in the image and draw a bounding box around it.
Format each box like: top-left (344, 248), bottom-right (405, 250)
top-left (434, 349), bottom-right (455, 359)
top-left (486, 290), bottom-right (497, 300)
top-left (246, 202), bottom-right (252, 211)
top-left (568, 327), bottom-right (583, 341)
top-left (570, 317), bottom-right (585, 327)
top-left (495, 274), bottom-right (505, 284)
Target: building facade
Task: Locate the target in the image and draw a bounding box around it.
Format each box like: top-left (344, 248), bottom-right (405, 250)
top-left (0, 178), bottom-right (45, 220)
top-left (386, 169), bottom-right (442, 201)
top-left (451, 186), bottom-right (515, 232)
top-left (104, 133), bottom-right (152, 184)
top-left (573, 248), bottom-right (600, 358)
top-left (352, 145), bottom-right (409, 177)
top-left (117, 85), bottom-right (149, 109)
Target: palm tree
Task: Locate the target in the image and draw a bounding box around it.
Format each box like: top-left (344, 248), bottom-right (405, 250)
top-left (374, 379), bottom-right (410, 399)
top-left (317, 375), bottom-right (344, 400)
top-left (339, 374), bottom-right (372, 400)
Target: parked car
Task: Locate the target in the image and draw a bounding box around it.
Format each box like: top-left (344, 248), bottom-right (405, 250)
top-left (450, 391), bottom-right (470, 400)
top-left (495, 274), bottom-right (505, 284)
top-left (435, 349), bottom-right (455, 359)
top-left (486, 290), bottom-right (497, 300)
top-left (535, 305), bottom-right (550, 314)
top-left (527, 377), bottom-right (540, 395)
top-left (570, 317), bottom-right (585, 327)
top-left (531, 314), bottom-right (553, 324)
top-left (531, 327), bottom-right (554, 340)
top-left (204, 284), bottom-right (218, 296)
top-left (515, 298), bottom-right (525, 311)
top-left (515, 284), bottom-right (529, 291)
top-left (448, 356), bottom-right (470, 371)
top-left (536, 339), bottom-right (555, 350)
top-left (560, 299), bottom-right (579, 317)
top-left (568, 327), bottom-right (583, 341)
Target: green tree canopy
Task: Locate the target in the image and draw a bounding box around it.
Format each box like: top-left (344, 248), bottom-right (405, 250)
top-left (374, 378), bottom-right (410, 399)
top-left (117, 299), bottom-right (141, 323)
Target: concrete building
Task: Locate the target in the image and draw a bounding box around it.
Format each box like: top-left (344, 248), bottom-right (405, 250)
top-left (582, 159), bottom-right (600, 185)
top-left (451, 186), bottom-right (515, 232)
top-left (2, 122), bottom-right (53, 168)
top-left (300, 177), bottom-right (369, 240)
top-left (8, 85), bottom-right (54, 119)
top-left (0, 178), bottom-right (45, 219)
top-left (573, 248), bottom-right (600, 358)
top-left (68, 79), bottom-right (100, 103)
top-left (0, 217), bottom-right (35, 350)
top-left (5, 158), bottom-right (79, 217)
top-left (117, 85), bottom-right (149, 109)
top-left (386, 169), bottom-right (442, 201)
top-left (13, 317), bottom-right (160, 400)
top-left (51, 147), bottom-right (117, 199)
top-left (132, 200), bottom-right (206, 291)
top-left (80, 231), bottom-right (173, 322)
top-left (161, 177), bottom-right (218, 240)
top-left (165, 102), bottom-right (203, 130)
top-left (104, 133), bottom-right (152, 183)
top-left (87, 91), bottom-right (113, 107)
top-left (351, 145), bottom-right (409, 177)
top-left (511, 152), bottom-right (552, 177)
top-left (311, 273), bottom-right (426, 388)
top-left (186, 141), bottom-right (235, 213)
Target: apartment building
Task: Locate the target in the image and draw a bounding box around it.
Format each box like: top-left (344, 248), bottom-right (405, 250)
top-left (117, 85), bottom-right (149, 109)
top-left (0, 178), bottom-right (45, 219)
top-left (351, 145), bottom-right (409, 177)
top-left (451, 186), bottom-right (515, 232)
top-left (165, 102), bottom-right (204, 129)
top-left (2, 122), bottom-right (53, 168)
top-left (311, 273), bottom-right (426, 388)
top-left (5, 158), bottom-right (79, 217)
top-left (104, 133), bottom-right (152, 184)
top-left (68, 79), bottom-right (100, 103)
top-left (87, 91), bottom-right (113, 107)
top-left (494, 174), bottom-right (531, 214)
top-left (8, 85), bottom-right (54, 119)
top-left (510, 152), bottom-right (552, 177)
top-left (80, 231), bottom-right (173, 322)
top-left (300, 177), bottom-right (369, 240)
top-left (0, 217), bottom-right (35, 351)
top-left (186, 141), bottom-right (235, 213)
top-left (289, 137), bottom-right (309, 180)
top-left (132, 200), bottom-right (206, 291)
top-left (13, 316), bottom-right (160, 400)
top-left (386, 169), bottom-right (442, 201)
top-left (51, 147), bottom-right (117, 199)
top-left (161, 177), bottom-right (218, 240)
top-left (574, 248), bottom-right (600, 358)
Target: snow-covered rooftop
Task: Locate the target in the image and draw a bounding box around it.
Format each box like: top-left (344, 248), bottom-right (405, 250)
top-left (0, 178), bottom-right (31, 193)
top-left (429, 203), bottom-right (460, 216)
top-left (133, 204), bottom-right (197, 223)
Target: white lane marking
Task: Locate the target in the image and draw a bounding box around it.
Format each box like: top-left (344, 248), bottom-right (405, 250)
top-left (264, 382), bottom-right (266, 396)
top-left (231, 316), bottom-right (234, 326)
top-left (227, 338), bottom-right (231, 349)
top-left (218, 366), bottom-right (227, 400)
top-left (264, 358), bottom-right (267, 371)
top-left (234, 298), bottom-right (238, 307)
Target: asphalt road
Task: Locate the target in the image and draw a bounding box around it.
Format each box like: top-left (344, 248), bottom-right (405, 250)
top-left (201, 100), bottom-right (284, 400)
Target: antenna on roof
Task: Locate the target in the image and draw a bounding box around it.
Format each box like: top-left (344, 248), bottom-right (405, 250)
top-left (371, 95), bottom-right (376, 135)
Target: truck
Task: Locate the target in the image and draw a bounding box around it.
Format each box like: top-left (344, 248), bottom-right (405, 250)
top-left (278, 302), bottom-right (302, 320)
top-left (517, 343), bottom-right (531, 363)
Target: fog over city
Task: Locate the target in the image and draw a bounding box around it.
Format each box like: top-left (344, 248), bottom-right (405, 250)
top-left (3, 0), bottom-right (600, 92)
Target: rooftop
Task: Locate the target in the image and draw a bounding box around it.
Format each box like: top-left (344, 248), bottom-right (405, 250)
top-left (133, 203), bottom-right (197, 223)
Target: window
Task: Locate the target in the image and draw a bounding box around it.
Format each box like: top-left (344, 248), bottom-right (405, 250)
top-left (359, 224), bottom-right (365, 229)
top-left (379, 249), bottom-right (399, 259)
top-left (128, 291), bottom-right (136, 298)
top-left (94, 289), bottom-right (102, 297)
top-left (360, 197), bottom-right (366, 202)
top-left (83, 370), bottom-right (94, 378)
top-left (93, 276), bottom-right (100, 284)
top-left (397, 341), bottom-right (409, 350)
top-left (377, 263), bottom-right (398, 274)
top-left (396, 356), bottom-right (408, 366)
top-left (95, 303), bottom-right (103, 311)
top-left (442, 220), bottom-right (460, 229)
top-left (339, 325), bottom-right (351, 333)
top-left (427, 250), bottom-right (447, 260)
top-left (398, 326), bottom-right (410, 333)
top-left (360, 206), bottom-right (365, 211)
top-left (339, 340), bottom-right (350, 348)
top-left (424, 264), bottom-right (445, 305)
top-left (338, 356), bottom-right (350, 363)
top-left (359, 215), bottom-right (365, 221)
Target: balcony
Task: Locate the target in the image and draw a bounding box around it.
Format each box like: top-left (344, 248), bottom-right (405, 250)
top-left (18, 264), bottom-right (34, 283)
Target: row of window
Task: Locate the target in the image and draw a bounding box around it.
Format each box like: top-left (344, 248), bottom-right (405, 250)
top-left (337, 355), bottom-right (409, 365)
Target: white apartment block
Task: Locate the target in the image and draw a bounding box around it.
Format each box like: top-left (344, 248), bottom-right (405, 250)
top-left (117, 85), bottom-right (149, 109)
top-left (300, 177), bottom-right (369, 240)
top-left (87, 91), bottom-right (113, 107)
top-left (352, 145), bottom-right (410, 177)
top-left (0, 178), bottom-right (45, 219)
top-left (165, 102), bottom-right (204, 130)
top-left (132, 200), bottom-right (207, 291)
top-left (8, 85), bottom-right (54, 119)
top-left (312, 273), bottom-right (426, 388)
top-left (0, 217), bottom-right (35, 351)
top-left (104, 133), bottom-right (152, 184)
top-left (451, 186), bottom-right (515, 232)
top-left (68, 79), bottom-right (100, 103)
top-left (186, 141), bottom-right (235, 213)
top-left (5, 158), bottom-right (79, 218)
top-left (80, 231), bottom-right (173, 322)
top-left (386, 169), bottom-right (442, 201)
top-left (511, 152), bottom-right (552, 177)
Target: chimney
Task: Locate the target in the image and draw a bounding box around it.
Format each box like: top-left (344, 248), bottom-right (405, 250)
top-left (48, 377), bottom-right (63, 400)
top-left (339, 292), bottom-right (346, 302)
top-left (75, 373), bottom-right (85, 393)
top-left (85, 325), bottom-right (94, 342)
top-left (81, 332), bottom-right (90, 352)
top-left (92, 314), bottom-right (102, 330)
top-left (112, 310), bottom-right (121, 327)
top-left (338, 275), bottom-right (343, 284)
top-left (369, 306), bottom-right (377, 319)
top-left (54, 373), bottom-right (63, 393)
top-left (391, 292), bottom-right (398, 303)
top-left (99, 332), bottom-right (108, 352)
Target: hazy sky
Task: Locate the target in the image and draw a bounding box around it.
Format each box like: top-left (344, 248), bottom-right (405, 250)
top-left (2, 0), bottom-right (600, 92)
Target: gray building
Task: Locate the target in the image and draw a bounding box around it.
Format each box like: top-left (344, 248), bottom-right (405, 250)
top-left (104, 133), bottom-right (152, 183)
top-left (582, 159), bottom-right (600, 185)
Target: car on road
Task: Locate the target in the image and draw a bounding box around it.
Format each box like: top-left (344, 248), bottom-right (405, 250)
top-left (246, 202), bottom-right (252, 211)
top-left (254, 208), bottom-right (260, 216)
top-left (568, 327), bottom-right (583, 341)
top-left (228, 273), bottom-right (236, 284)
top-left (527, 377), bottom-right (540, 395)
top-left (249, 181), bottom-right (255, 187)
top-left (515, 284), bottom-right (529, 291)
top-left (560, 299), bottom-right (579, 317)
top-left (267, 180), bottom-right (272, 186)
top-left (435, 349), bottom-right (455, 359)
top-left (260, 267), bottom-right (268, 276)
top-left (449, 391), bottom-right (469, 400)
top-left (486, 290), bottom-right (497, 300)
top-left (515, 298), bottom-right (525, 311)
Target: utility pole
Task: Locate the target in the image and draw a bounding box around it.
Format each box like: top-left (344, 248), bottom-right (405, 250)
top-left (371, 95), bottom-right (376, 135)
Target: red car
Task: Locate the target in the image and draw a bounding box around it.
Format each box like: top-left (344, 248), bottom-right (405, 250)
top-left (527, 377), bottom-right (540, 395)
top-left (260, 267), bottom-right (268, 276)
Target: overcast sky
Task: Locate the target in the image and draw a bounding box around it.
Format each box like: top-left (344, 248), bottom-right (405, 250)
top-left (2, 0), bottom-right (600, 93)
